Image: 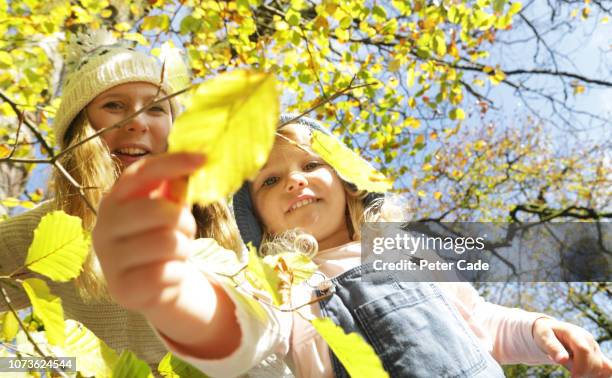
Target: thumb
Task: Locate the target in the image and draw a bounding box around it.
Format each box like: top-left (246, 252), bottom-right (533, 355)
top-left (539, 328), bottom-right (571, 366)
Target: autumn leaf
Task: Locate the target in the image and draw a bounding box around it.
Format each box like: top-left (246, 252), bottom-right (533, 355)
top-left (311, 130), bottom-right (392, 192)
top-left (112, 350), bottom-right (153, 378)
top-left (449, 108), bottom-right (465, 120)
top-left (189, 238), bottom-right (243, 277)
top-left (245, 244), bottom-right (283, 306)
top-left (158, 352), bottom-right (208, 378)
top-left (168, 70), bottom-right (279, 206)
top-left (1, 311), bottom-right (20, 341)
top-left (263, 252), bottom-right (318, 285)
top-left (50, 319), bottom-right (119, 378)
top-left (25, 211), bottom-right (90, 282)
top-left (312, 318), bottom-right (389, 378)
top-left (22, 278), bottom-right (64, 346)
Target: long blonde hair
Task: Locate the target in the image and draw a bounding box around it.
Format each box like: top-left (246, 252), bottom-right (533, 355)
top-left (52, 112), bottom-right (242, 302)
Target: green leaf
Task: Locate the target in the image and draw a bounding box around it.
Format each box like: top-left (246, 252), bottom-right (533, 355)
top-left (312, 318), bottom-right (389, 378)
top-left (245, 244), bottom-right (283, 306)
top-left (21, 278), bottom-right (64, 346)
top-left (263, 253), bottom-right (317, 284)
top-left (158, 352), bottom-right (209, 378)
top-left (51, 319), bottom-right (119, 378)
top-left (189, 238), bottom-right (243, 276)
top-left (25, 210), bottom-right (89, 282)
top-left (168, 70), bottom-right (279, 206)
top-left (493, 0), bottom-right (507, 13)
top-left (112, 350), bottom-right (153, 378)
top-left (1, 311), bottom-right (20, 341)
top-left (311, 130), bottom-right (393, 192)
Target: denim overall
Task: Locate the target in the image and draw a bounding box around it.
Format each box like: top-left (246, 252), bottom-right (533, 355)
top-left (315, 264), bottom-right (505, 378)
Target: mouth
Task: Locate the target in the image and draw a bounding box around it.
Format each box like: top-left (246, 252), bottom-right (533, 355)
top-left (287, 197), bottom-right (320, 213)
top-left (111, 146), bottom-right (151, 167)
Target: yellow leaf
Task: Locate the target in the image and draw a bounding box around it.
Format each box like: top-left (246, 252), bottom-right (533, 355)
top-left (490, 69), bottom-right (505, 85)
top-left (0, 51), bottom-right (12, 67)
top-left (263, 252), bottom-right (317, 285)
top-left (246, 244), bottom-right (283, 306)
top-left (25, 211), bottom-right (89, 282)
top-left (311, 130), bottom-right (393, 192)
top-left (422, 163), bottom-right (433, 171)
top-left (434, 191), bottom-right (442, 200)
top-left (417, 190), bottom-right (426, 197)
top-left (449, 108), bottom-right (465, 120)
top-left (189, 238), bottom-right (242, 277)
top-left (573, 84), bottom-right (585, 95)
top-left (312, 318), bottom-right (389, 378)
top-left (114, 22), bottom-right (131, 32)
top-left (112, 350), bottom-right (153, 378)
top-left (275, 20), bottom-right (289, 31)
top-left (406, 65), bottom-right (416, 87)
top-left (168, 70), bottom-right (279, 206)
top-left (414, 134), bottom-right (425, 145)
top-left (158, 352), bottom-right (207, 378)
top-left (50, 319), bottom-right (119, 378)
top-left (22, 278), bottom-right (64, 346)
top-left (1, 197), bottom-right (35, 209)
top-left (1, 311), bottom-right (19, 341)
top-left (474, 140), bottom-right (487, 151)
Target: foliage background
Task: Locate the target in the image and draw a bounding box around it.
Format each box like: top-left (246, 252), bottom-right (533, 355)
top-left (0, 0), bottom-right (610, 376)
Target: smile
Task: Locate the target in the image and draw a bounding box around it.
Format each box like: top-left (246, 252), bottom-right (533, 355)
top-left (114, 147), bottom-right (148, 156)
top-left (288, 198), bottom-right (319, 213)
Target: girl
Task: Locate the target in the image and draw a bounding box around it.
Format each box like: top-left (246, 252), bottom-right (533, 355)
top-left (93, 115), bottom-right (611, 377)
top-left (0, 31), bottom-right (242, 372)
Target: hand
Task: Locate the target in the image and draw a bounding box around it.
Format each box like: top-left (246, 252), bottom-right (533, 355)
top-left (92, 152), bottom-right (205, 311)
top-left (533, 317), bottom-right (612, 378)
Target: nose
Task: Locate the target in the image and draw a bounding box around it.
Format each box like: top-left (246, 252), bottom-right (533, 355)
top-left (285, 172), bottom-right (307, 192)
top-left (125, 112), bottom-right (149, 133)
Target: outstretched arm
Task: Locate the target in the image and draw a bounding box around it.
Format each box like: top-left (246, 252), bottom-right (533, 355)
top-left (92, 152), bottom-right (241, 359)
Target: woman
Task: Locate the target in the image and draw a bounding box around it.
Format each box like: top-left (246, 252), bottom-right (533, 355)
top-left (0, 31), bottom-right (242, 372)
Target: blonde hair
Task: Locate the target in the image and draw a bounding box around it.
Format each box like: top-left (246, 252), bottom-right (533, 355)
top-left (52, 112), bottom-right (242, 302)
top-left (258, 126), bottom-right (403, 257)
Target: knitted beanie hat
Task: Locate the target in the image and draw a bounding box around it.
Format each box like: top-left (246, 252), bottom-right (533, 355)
top-left (233, 114), bottom-right (383, 248)
top-left (53, 30), bottom-right (180, 149)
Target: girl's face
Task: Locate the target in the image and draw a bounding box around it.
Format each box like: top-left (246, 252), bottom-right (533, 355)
top-left (86, 82), bottom-right (172, 170)
top-left (250, 124), bottom-right (351, 251)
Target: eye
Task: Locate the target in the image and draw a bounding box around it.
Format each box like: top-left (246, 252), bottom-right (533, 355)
top-left (262, 176), bottom-right (279, 187)
top-left (103, 101), bottom-right (123, 110)
top-left (149, 105), bottom-right (167, 113)
top-left (304, 161), bottom-right (322, 171)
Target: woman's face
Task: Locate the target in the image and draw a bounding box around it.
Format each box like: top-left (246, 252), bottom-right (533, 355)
top-left (250, 124), bottom-right (351, 251)
top-left (86, 82), bottom-right (172, 170)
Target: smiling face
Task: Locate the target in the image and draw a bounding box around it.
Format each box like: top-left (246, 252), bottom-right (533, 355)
top-left (85, 82), bottom-right (172, 170)
top-left (250, 124), bottom-right (351, 251)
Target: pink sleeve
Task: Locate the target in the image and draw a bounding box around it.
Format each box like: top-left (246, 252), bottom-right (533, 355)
top-left (152, 275), bottom-right (291, 378)
top-left (438, 282), bottom-right (553, 365)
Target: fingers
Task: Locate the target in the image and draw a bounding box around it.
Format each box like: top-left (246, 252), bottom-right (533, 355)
top-left (99, 228), bottom-right (193, 311)
top-left (536, 321), bottom-right (570, 365)
top-left (97, 197), bottom-right (196, 240)
top-left (108, 260), bottom-right (188, 310)
top-left (552, 322), bottom-right (606, 378)
top-left (111, 152), bottom-right (205, 201)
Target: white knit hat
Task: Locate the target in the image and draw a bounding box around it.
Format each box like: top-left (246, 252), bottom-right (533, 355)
top-left (54, 30), bottom-right (179, 149)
